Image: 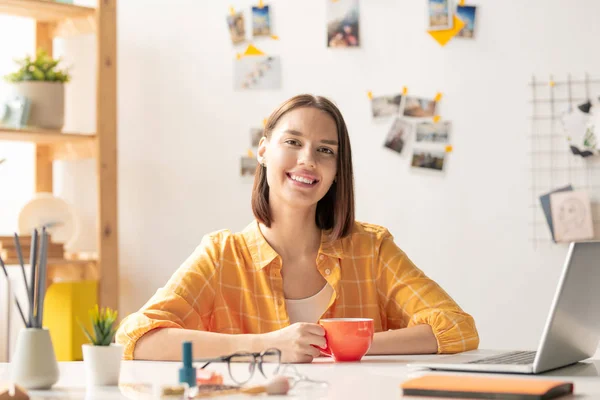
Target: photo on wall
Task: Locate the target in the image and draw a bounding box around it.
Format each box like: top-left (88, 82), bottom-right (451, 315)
top-left (411, 149), bottom-right (446, 171)
top-left (371, 94), bottom-right (402, 118)
top-left (227, 11), bottom-right (246, 44)
top-left (415, 121), bottom-right (451, 144)
top-left (403, 97), bottom-right (437, 118)
top-left (250, 127), bottom-right (263, 147)
top-left (384, 118), bottom-right (413, 154)
top-left (234, 56), bottom-right (282, 90)
top-left (326, 0), bottom-right (360, 48)
top-left (252, 5), bottom-right (271, 37)
top-left (428, 0), bottom-right (453, 31)
top-left (456, 5), bottom-right (477, 38)
top-left (240, 156), bottom-right (257, 177)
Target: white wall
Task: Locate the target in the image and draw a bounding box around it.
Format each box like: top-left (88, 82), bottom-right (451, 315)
top-left (2, 0), bottom-right (600, 354)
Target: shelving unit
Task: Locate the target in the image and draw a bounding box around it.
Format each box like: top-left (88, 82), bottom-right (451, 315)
top-left (0, 0), bottom-right (118, 310)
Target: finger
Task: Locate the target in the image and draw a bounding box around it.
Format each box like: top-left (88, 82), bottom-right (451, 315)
top-left (301, 333), bottom-right (327, 349)
top-left (298, 323), bottom-right (325, 336)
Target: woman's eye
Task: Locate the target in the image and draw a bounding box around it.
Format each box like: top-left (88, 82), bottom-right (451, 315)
top-left (284, 139), bottom-right (300, 146)
top-left (318, 147), bottom-right (334, 155)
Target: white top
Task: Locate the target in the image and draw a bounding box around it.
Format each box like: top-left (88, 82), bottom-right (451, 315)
top-left (285, 283), bottom-right (334, 324)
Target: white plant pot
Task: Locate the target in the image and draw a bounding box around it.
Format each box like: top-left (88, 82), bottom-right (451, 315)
top-left (82, 343), bottom-right (124, 386)
top-left (11, 328), bottom-right (59, 390)
top-left (8, 81), bottom-right (65, 129)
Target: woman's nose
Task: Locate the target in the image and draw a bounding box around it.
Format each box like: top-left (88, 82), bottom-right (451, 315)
top-left (298, 148), bottom-right (316, 168)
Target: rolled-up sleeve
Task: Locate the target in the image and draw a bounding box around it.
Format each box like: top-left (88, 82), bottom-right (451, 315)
top-left (116, 234), bottom-right (220, 359)
top-left (376, 231), bottom-right (479, 354)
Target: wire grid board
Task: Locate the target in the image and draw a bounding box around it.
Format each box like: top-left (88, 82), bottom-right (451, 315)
top-left (528, 74), bottom-right (600, 247)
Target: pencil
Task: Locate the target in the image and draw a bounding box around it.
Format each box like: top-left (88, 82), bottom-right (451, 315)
top-left (0, 255), bottom-right (28, 327)
top-left (13, 233), bottom-right (29, 297)
top-left (28, 229), bottom-right (38, 327)
top-left (36, 229), bottom-right (49, 328)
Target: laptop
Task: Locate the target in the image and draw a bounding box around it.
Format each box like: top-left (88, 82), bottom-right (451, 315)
top-left (411, 241), bottom-right (600, 374)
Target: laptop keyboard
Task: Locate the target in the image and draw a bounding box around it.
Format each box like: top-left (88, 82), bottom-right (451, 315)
top-left (467, 351), bottom-right (537, 365)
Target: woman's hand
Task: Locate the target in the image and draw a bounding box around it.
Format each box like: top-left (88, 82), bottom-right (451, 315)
top-left (261, 323), bottom-right (326, 363)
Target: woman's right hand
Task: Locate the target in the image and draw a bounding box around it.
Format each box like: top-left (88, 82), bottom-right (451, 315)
top-left (261, 323), bottom-right (327, 363)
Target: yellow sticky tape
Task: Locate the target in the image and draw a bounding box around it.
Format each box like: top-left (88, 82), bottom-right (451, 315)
top-left (258, 0), bottom-right (265, 8)
top-left (445, 145), bottom-right (453, 153)
top-left (236, 53), bottom-right (242, 60)
top-left (270, 35), bottom-right (279, 40)
top-left (433, 115), bottom-right (441, 123)
top-left (229, 6), bottom-right (235, 16)
top-left (434, 92), bottom-right (443, 102)
top-left (459, 0), bottom-right (465, 5)
top-left (402, 86), bottom-right (408, 95)
top-left (247, 149), bottom-right (254, 158)
top-left (367, 91), bottom-right (373, 100)
top-left (549, 81), bottom-right (555, 87)
top-left (263, 118), bottom-right (268, 127)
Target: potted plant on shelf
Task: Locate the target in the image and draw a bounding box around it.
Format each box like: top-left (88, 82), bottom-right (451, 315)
top-left (3, 49), bottom-right (71, 130)
top-left (79, 305), bottom-right (123, 386)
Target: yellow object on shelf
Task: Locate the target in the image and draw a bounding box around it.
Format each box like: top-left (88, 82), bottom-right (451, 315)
top-left (43, 280), bottom-right (98, 361)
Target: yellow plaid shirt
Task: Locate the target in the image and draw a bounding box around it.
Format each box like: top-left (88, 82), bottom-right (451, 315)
top-left (116, 220), bottom-right (479, 359)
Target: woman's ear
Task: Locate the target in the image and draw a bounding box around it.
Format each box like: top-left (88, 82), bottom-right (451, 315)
top-left (257, 136), bottom-right (267, 166)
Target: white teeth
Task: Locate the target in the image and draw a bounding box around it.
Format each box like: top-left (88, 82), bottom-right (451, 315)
top-left (290, 174), bottom-right (315, 184)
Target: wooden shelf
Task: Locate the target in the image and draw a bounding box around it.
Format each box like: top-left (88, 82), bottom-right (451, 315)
top-left (0, 0), bottom-right (95, 21)
top-left (0, 127), bottom-right (96, 160)
top-left (0, 0), bottom-right (96, 37)
top-left (4, 258), bottom-right (98, 283)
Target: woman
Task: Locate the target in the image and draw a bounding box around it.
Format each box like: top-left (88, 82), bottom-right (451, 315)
top-left (116, 94), bottom-right (479, 362)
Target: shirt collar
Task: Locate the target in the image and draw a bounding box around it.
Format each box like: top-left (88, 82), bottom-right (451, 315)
top-left (242, 220), bottom-right (345, 271)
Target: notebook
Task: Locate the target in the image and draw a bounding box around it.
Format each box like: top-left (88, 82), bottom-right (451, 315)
top-left (400, 375), bottom-right (573, 399)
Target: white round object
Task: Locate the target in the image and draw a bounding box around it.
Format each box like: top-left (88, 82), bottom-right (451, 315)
top-left (18, 193), bottom-right (79, 250)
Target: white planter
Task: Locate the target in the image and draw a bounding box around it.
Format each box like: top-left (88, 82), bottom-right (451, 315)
top-left (8, 81), bottom-right (64, 129)
top-left (11, 328), bottom-right (59, 390)
top-left (82, 343), bottom-right (124, 386)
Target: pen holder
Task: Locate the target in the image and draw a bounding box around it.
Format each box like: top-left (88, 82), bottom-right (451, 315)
top-left (11, 328), bottom-right (59, 389)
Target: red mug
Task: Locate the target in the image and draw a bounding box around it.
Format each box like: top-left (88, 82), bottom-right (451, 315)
top-left (318, 318), bottom-right (374, 362)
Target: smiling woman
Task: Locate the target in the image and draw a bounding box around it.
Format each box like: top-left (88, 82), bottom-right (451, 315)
top-left (116, 94), bottom-right (479, 364)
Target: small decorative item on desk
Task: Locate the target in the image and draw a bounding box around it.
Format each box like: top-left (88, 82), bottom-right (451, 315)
top-left (4, 228), bottom-right (60, 390)
top-left (3, 49), bottom-right (71, 130)
top-left (79, 305), bottom-right (123, 386)
top-left (0, 383), bottom-right (29, 400)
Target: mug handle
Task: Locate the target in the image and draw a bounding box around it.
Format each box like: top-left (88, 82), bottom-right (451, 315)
top-left (318, 323), bottom-right (332, 357)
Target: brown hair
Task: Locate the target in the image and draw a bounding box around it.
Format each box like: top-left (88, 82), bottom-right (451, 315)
top-left (251, 94), bottom-right (355, 240)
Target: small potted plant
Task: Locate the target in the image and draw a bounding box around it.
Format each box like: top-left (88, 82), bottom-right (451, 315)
top-left (4, 48), bottom-right (71, 130)
top-left (79, 305), bottom-right (123, 386)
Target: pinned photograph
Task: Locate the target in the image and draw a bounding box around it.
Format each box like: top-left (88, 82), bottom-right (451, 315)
top-left (234, 56), bottom-right (282, 90)
top-left (416, 121), bottom-right (451, 144)
top-left (550, 190), bottom-right (595, 243)
top-left (403, 97), bottom-right (437, 118)
top-left (371, 94), bottom-right (402, 118)
top-left (456, 5), bottom-right (477, 38)
top-left (227, 11), bottom-right (246, 44)
top-left (428, 0), bottom-right (453, 31)
top-left (384, 118), bottom-right (413, 154)
top-left (250, 127), bottom-right (263, 147)
top-left (411, 150), bottom-right (446, 171)
top-left (240, 156), bottom-right (257, 177)
top-left (327, 0), bottom-right (360, 48)
top-left (252, 5), bottom-right (271, 37)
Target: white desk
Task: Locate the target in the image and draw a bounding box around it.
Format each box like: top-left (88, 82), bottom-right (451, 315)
top-left (2, 351), bottom-right (600, 399)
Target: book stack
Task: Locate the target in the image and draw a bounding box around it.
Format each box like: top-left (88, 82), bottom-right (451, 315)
top-left (0, 235), bottom-right (63, 262)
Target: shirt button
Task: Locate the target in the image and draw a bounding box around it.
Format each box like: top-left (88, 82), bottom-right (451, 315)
top-left (325, 269), bottom-right (331, 275)
top-left (277, 298), bottom-right (284, 307)
top-left (319, 255), bottom-right (325, 261)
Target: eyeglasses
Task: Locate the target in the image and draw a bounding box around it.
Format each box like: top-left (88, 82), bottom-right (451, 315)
top-left (279, 364), bottom-right (329, 396)
top-left (197, 348), bottom-right (281, 385)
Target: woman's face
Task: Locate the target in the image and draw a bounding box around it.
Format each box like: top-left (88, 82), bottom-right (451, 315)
top-left (258, 107), bottom-right (339, 210)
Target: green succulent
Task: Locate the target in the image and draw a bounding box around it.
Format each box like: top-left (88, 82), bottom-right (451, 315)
top-left (79, 305), bottom-right (119, 346)
top-left (4, 49), bottom-right (71, 83)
